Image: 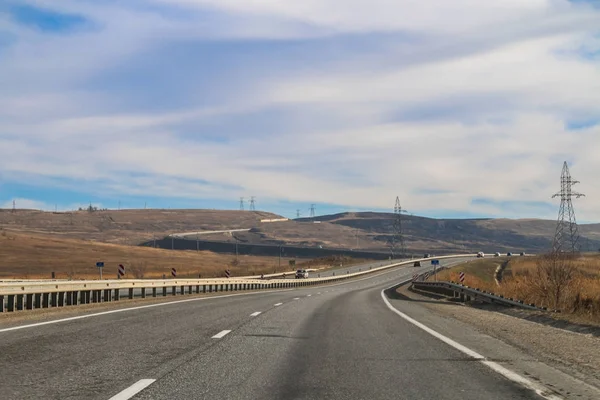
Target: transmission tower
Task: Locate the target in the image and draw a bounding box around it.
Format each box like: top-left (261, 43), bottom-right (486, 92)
top-left (296, 209), bottom-right (301, 218)
top-left (309, 204), bottom-right (316, 218)
top-left (389, 196), bottom-right (407, 259)
top-left (249, 196), bottom-right (256, 211)
top-left (551, 161), bottom-right (585, 254)
top-left (239, 197), bottom-right (245, 211)
top-left (11, 200), bottom-right (15, 213)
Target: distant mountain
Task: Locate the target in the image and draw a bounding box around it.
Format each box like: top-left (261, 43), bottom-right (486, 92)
top-left (1, 209), bottom-right (598, 254)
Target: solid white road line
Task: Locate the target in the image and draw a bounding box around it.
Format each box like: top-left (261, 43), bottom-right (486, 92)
top-left (293, 298), bottom-right (300, 300)
top-left (250, 312), bottom-right (262, 317)
top-left (380, 287), bottom-right (562, 400)
top-left (307, 294), bottom-right (312, 297)
top-left (212, 330), bottom-right (232, 339)
top-left (108, 379), bottom-right (156, 400)
top-left (274, 303), bottom-right (283, 306)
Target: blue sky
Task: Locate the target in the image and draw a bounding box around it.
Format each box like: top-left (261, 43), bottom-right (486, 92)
top-left (1, 1), bottom-right (600, 221)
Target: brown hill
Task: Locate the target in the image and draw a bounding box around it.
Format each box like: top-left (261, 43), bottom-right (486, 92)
top-left (0, 209), bottom-right (281, 246)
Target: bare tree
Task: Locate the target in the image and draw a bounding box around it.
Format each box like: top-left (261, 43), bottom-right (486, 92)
top-left (130, 262), bottom-right (148, 279)
top-left (531, 252), bottom-right (577, 309)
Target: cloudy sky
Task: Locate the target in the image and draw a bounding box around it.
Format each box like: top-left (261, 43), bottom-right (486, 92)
top-left (0, 1), bottom-right (599, 220)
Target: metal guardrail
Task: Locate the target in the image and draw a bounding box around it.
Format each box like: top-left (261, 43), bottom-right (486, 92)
top-left (0, 255), bottom-right (475, 313)
top-left (411, 280), bottom-right (549, 311)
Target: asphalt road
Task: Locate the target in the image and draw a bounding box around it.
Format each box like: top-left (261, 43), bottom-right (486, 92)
top-left (0, 257), bottom-right (577, 399)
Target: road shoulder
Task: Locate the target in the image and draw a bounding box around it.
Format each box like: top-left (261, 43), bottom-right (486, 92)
top-left (387, 283), bottom-right (600, 399)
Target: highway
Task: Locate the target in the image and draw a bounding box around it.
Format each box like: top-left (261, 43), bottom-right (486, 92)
top-left (0, 257), bottom-right (585, 400)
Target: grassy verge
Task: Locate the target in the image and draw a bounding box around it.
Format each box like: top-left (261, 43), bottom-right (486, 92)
top-left (0, 231), bottom-right (367, 279)
top-left (431, 254), bottom-right (600, 324)
top-left (434, 257), bottom-right (509, 287)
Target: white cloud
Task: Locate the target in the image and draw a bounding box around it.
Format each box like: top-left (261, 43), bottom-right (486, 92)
top-left (0, 0), bottom-right (599, 221)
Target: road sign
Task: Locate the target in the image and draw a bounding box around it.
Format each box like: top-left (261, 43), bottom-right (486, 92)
top-left (431, 259), bottom-right (439, 265)
top-left (171, 268), bottom-right (177, 278)
top-left (96, 262), bottom-right (104, 268)
top-left (118, 264), bottom-right (125, 277)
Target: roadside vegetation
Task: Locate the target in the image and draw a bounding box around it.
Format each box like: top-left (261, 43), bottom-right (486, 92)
top-left (434, 253), bottom-right (600, 323)
top-left (0, 230), bottom-right (365, 280)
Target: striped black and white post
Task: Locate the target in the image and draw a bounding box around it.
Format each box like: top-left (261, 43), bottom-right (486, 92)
top-left (459, 271), bottom-right (465, 284)
top-left (171, 268), bottom-right (177, 278)
top-left (118, 264), bottom-right (125, 278)
top-left (225, 269), bottom-right (231, 278)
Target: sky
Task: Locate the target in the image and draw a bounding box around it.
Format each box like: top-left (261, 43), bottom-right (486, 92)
top-left (0, 1), bottom-right (599, 221)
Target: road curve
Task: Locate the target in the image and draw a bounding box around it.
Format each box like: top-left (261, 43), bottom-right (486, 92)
top-left (0, 257), bottom-right (587, 399)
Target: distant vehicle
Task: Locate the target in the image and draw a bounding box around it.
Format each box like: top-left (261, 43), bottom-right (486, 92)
top-left (414, 261), bottom-right (421, 267)
top-left (476, 252), bottom-right (485, 258)
top-left (295, 269), bottom-right (308, 279)
top-left (494, 252), bottom-right (500, 257)
top-left (424, 253), bottom-right (431, 258)
top-left (520, 252), bottom-right (525, 256)
top-left (507, 252), bottom-right (513, 256)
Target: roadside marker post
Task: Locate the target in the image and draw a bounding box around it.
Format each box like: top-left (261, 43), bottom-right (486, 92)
top-left (225, 270), bottom-right (231, 278)
top-left (96, 262), bottom-right (104, 280)
top-left (431, 259), bottom-right (440, 280)
top-left (459, 271), bottom-right (465, 284)
top-left (171, 268), bottom-right (177, 278)
top-left (118, 264), bottom-right (125, 278)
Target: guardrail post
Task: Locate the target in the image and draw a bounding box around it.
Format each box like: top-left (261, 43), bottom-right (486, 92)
top-left (51, 292), bottom-right (58, 306)
top-left (203, 284), bottom-right (207, 293)
top-left (65, 292), bottom-right (72, 306)
top-left (34, 293), bottom-right (42, 309)
top-left (103, 289), bottom-right (110, 302)
top-left (82, 291), bottom-right (90, 304)
top-left (58, 292), bottom-right (65, 306)
top-left (196, 285), bottom-right (200, 294)
top-left (180, 285), bottom-right (184, 295)
top-left (162, 287), bottom-right (167, 296)
top-left (466, 294), bottom-right (471, 301)
top-left (25, 293), bottom-right (34, 310)
top-left (141, 288), bottom-right (146, 298)
top-left (73, 291), bottom-right (80, 305)
top-left (171, 286), bottom-right (176, 296)
top-left (16, 294), bottom-right (24, 310)
top-left (219, 284), bottom-right (224, 292)
top-left (7, 295), bottom-right (15, 312)
top-left (128, 288), bottom-right (134, 299)
top-left (113, 289), bottom-right (120, 301)
top-left (188, 285), bottom-right (193, 294)
top-left (0, 295), bottom-right (4, 312)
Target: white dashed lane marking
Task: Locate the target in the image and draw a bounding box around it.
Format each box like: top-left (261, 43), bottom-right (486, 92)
top-left (250, 312), bottom-right (261, 317)
top-left (212, 330), bottom-right (232, 339)
top-left (274, 303), bottom-right (283, 306)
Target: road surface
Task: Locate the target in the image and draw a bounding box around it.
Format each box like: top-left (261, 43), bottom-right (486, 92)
top-left (1, 257), bottom-right (589, 399)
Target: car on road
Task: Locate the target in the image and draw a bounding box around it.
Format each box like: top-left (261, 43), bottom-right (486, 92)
top-left (477, 252), bottom-right (485, 258)
top-left (520, 252), bottom-right (525, 256)
top-left (295, 269), bottom-right (309, 279)
top-left (494, 252), bottom-right (501, 257)
top-left (507, 252), bottom-right (512, 256)
top-left (424, 253), bottom-right (431, 258)
top-left (414, 261), bottom-right (421, 267)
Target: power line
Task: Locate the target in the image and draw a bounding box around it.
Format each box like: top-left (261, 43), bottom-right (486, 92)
top-left (239, 197), bottom-right (245, 211)
top-left (309, 204), bottom-right (316, 218)
top-left (249, 196), bottom-right (256, 211)
top-left (552, 161), bottom-right (585, 254)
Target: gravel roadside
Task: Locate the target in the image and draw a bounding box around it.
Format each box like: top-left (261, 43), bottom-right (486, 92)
top-left (396, 284), bottom-right (600, 389)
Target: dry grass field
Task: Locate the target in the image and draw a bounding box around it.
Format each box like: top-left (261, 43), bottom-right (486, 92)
top-left (435, 254), bottom-right (600, 323)
top-left (0, 230), bottom-right (310, 280)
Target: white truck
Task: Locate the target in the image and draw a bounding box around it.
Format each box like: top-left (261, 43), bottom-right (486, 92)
top-left (295, 269), bottom-right (309, 279)
top-left (477, 251), bottom-right (485, 258)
